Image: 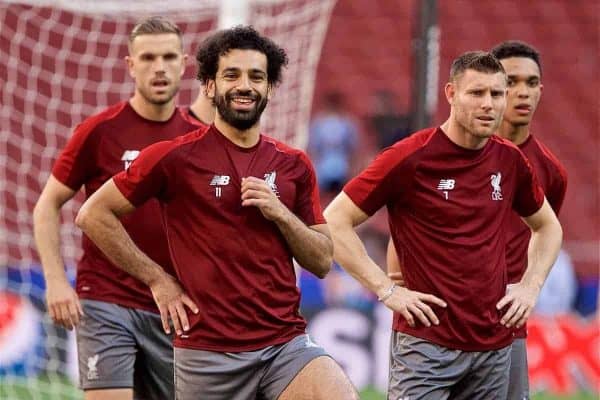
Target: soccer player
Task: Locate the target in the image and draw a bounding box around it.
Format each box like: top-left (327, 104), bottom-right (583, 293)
top-left (75, 26), bottom-right (359, 400)
top-left (324, 51), bottom-right (563, 399)
top-left (33, 17), bottom-right (203, 400)
top-left (491, 40), bottom-right (568, 400)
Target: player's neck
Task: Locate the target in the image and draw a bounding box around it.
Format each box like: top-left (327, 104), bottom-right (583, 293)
top-left (129, 95), bottom-right (176, 122)
top-left (441, 118), bottom-right (489, 150)
top-left (498, 120), bottom-right (530, 146)
top-left (189, 95), bottom-right (215, 125)
top-left (214, 115), bottom-right (260, 148)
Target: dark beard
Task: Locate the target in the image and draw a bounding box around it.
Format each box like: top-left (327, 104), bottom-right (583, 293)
top-left (214, 89), bottom-right (268, 131)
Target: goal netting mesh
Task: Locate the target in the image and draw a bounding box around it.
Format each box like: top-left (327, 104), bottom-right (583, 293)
top-left (0, 0), bottom-right (335, 397)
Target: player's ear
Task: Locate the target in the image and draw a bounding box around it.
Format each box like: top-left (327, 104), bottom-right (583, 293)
top-left (444, 82), bottom-right (455, 105)
top-left (266, 84), bottom-right (273, 100)
top-left (180, 53), bottom-right (189, 77)
top-left (125, 56), bottom-right (135, 78)
top-left (206, 79), bottom-right (216, 99)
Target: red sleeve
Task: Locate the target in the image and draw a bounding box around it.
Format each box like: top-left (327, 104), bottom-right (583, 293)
top-left (343, 145), bottom-right (411, 216)
top-left (546, 163), bottom-right (568, 216)
top-left (51, 120), bottom-right (101, 190)
top-left (513, 151), bottom-right (545, 217)
top-left (294, 152), bottom-right (325, 226)
top-left (112, 140), bottom-right (175, 207)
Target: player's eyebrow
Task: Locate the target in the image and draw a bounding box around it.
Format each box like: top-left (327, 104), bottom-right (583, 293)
top-left (507, 74), bottom-right (540, 80)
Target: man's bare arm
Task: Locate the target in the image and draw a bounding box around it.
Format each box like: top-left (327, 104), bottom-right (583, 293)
top-left (497, 198), bottom-right (562, 328)
top-left (76, 179), bottom-right (198, 335)
top-left (324, 192), bottom-right (446, 327)
top-left (386, 239), bottom-right (405, 286)
top-left (33, 175), bottom-right (82, 330)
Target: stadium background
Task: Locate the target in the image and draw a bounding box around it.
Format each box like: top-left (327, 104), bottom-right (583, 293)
top-left (0, 0), bottom-right (598, 399)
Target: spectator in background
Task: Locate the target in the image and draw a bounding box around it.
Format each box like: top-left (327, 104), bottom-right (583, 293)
top-left (369, 90), bottom-right (411, 149)
top-left (308, 91), bottom-right (358, 194)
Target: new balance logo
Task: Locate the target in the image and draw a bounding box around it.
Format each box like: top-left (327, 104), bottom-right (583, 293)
top-left (121, 150), bottom-right (140, 170)
top-left (210, 175), bottom-right (230, 198)
top-left (437, 179), bottom-right (455, 190)
top-left (210, 175), bottom-right (230, 186)
top-left (491, 172), bottom-right (503, 201)
top-left (437, 178), bottom-right (455, 200)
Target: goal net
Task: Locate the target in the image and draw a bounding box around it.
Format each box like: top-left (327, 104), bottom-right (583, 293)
top-left (0, 0), bottom-right (335, 397)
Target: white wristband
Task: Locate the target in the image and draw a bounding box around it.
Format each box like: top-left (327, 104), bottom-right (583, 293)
top-left (377, 283), bottom-right (397, 302)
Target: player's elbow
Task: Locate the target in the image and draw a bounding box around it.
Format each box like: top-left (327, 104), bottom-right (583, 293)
top-left (32, 199), bottom-right (46, 226)
top-left (74, 204), bottom-right (89, 231)
top-left (75, 200), bottom-right (98, 233)
top-left (315, 256), bottom-right (333, 279)
top-left (323, 209), bottom-right (351, 238)
top-left (33, 193), bottom-right (56, 225)
top-left (554, 219), bottom-right (563, 244)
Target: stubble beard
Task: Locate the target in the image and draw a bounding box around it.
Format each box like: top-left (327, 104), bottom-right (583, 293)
top-left (140, 83), bottom-right (179, 106)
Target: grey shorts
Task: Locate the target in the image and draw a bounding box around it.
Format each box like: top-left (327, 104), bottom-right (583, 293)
top-left (77, 299), bottom-right (173, 400)
top-left (174, 334), bottom-right (329, 400)
top-left (388, 332), bottom-right (511, 400)
top-left (507, 338), bottom-right (529, 400)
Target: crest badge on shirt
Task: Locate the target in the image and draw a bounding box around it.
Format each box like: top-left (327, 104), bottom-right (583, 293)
top-left (121, 150), bottom-right (140, 170)
top-left (264, 171), bottom-right (279, 197)
top-left (490, 172), bottom-right (503, 201)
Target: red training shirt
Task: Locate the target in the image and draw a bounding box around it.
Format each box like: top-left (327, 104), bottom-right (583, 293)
top-left (344, 127), bottom-right (545, 351)
top-left (113, 125), bottom-right (324, 352)
top-left (505, 134), bottom-right (567, 338)
top-left (52, 101), bottom-right (203, 312)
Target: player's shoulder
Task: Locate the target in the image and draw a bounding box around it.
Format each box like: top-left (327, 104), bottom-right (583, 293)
top-left (490, 134), bottom-right (519, 149)
top-left (530, 136), bottom-right (567, 175)
top-left (64, 101), bottom-right (129, 149)
top-left (84, 101), bottom-right (128, 124)
top-left (382, 126), bottom-right (437, 161)
top-left (169, 124), bottom-right (212, 151)
top-left (395, 127), bottom-right (436, 148)
top-left (176, 107), bottom-right (208, 129)
top-left (141, 124), bottom-right (211, 162)
top-left (73, 101), bottom-right (128, 137)
top-left (261, 134), bottom-right (311, 164)
top-left (489, 134), bottom-right (526, 160)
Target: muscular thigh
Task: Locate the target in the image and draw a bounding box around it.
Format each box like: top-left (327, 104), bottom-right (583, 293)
top-left (263, 335), bottom-right (358, 400)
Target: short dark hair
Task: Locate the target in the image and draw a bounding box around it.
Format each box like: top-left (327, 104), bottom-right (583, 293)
top-left (128, 16), bottom-right (182, 50)
top-left (449, 51), bottom-right (506, 82)
top-left (490, 40), bottom-right (542, 75)
top-left (196, 25), bottom-right (288, 86)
